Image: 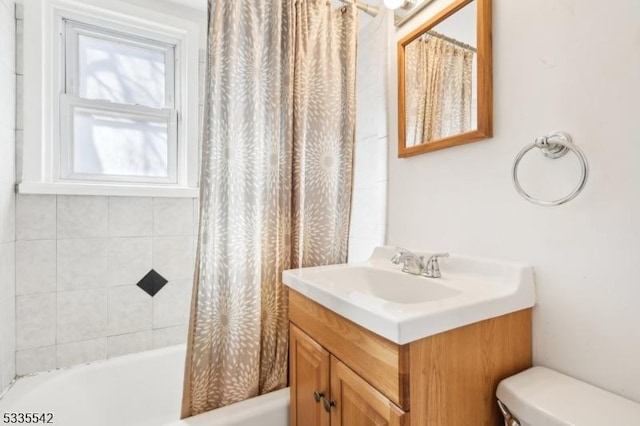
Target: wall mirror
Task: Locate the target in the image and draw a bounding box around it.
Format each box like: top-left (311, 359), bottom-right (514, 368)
top-left (397, 0), bottom-right (492, 158)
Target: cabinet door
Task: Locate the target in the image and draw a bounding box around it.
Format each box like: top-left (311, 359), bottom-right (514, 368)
top-left (290, 324), bottom-right (331, 426)
top-left (329, 357), bottom-right (409, 426)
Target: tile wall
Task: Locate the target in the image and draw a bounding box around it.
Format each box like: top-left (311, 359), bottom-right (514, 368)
top-left (14, 195), bottom-right (197, 374)
top-left (0, 0), bottom-right (16, 393)
top-left (10, 9), bottom-right (203, 376)
top-left (348, 10), bottom-right (389, 262)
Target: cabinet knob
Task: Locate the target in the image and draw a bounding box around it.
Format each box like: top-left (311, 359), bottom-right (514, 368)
top-left (313, 390), bottom-right (325, 403)
top-left (323, 398), bottom-right (336, 412)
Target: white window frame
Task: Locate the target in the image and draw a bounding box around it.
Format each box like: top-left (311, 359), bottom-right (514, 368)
top-left (60, 20), bottom-right (179, 184)
top-left (19, 0), bottom-right (202, 197)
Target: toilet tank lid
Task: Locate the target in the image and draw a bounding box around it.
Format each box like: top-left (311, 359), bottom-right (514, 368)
top-left (496, 367), bottom-right (640, 426)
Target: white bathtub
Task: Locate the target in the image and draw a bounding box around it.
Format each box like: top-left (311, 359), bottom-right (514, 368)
top-left (0, 345), bottom-right (289, 426)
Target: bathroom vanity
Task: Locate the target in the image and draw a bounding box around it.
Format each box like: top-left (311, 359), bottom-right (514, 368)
top-left (284, 247), bottom-right (535, 425)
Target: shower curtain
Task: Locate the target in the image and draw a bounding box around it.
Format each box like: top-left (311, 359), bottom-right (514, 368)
top-left (405, 33), bottom-right (474, 145)
top-left (181, 0), bottom-right (357, 417)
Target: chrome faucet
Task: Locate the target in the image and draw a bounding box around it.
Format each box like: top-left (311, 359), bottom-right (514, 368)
top-left (391, 248), bottom-right (449, 278)
top-left (390, 249), bottom-right (425, 275)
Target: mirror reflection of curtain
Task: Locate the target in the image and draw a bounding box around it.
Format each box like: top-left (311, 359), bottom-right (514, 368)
top-left (181, 0), bottom-right (358, 418)
top-left (405, 33), bottom-right (474, 145)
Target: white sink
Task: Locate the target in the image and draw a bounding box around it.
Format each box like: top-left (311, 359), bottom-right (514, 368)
top-left (282, 246), bottom-right (535, 344)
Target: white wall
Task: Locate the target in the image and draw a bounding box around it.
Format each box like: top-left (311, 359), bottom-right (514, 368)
top-left (0, 0), bottom-right (16, 393)
top-left (348, 6), bottom-right (389, 262)
top-left (387, 0), bottom-right (640, 401)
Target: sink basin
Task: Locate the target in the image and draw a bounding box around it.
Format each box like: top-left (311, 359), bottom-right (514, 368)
top-left (300, 266), bottom-right (461, 304)
top-left (282, 246), bottom-right (535, 344)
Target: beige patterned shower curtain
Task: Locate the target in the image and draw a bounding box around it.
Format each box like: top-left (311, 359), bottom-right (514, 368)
top-left (181, 0), bottom-right (357, 418)
top-left (405, 33), bottom-right (474, 145)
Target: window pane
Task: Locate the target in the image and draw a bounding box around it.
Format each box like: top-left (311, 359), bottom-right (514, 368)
top-left (78, 34), bottom-right (168, 108)
top-left (73, 109), bottom-right (169, 178)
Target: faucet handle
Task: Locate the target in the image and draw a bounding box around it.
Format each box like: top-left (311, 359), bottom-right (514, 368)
top-left (429, 252), bottom-right (449, 262)
top-left (424, 253), bottom-right (449, 278)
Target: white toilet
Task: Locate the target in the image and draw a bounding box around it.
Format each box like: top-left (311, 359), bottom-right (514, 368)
top-left (496, 367), bottom-right (640, 425)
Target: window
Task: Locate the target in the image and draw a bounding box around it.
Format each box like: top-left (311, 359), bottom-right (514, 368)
top-left (60, 20), bottom-right (179, 184)
top-left (19, 0), bottom-right (201, 197)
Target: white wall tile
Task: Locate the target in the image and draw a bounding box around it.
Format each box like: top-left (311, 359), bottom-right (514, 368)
top-left (0, 1), bottom-right (15, 72)
top-left (108, 197), bottom-right (153, 237)
top-left (0, 124), bottom-right (15, 183)
top-left (16, 195), bottom-right (56, 240)
top-left (0, 247), bottom-right (15, 313)
top-left (57, 289), bottom-right (107, 344)
top-left (56, 338), bottom-right (106, 368)
top-left (198, 60), bottom-right (205, 106)
top-left (16, 346), bottom-right (55, 375)
top-left (14, 129), bottom-right (22, 183)
top-left (0, 241), bottom-right (14, 300)
top-left (193, 198), bottom-right (200, 235)
top-left (16, 293), bottom-right (56, 350)
top-left (0, 62), bottom-right (15, 128)
top-left (14, 74), bottom-right (21, 130)
top-left (152, 279), bottom-right (192, 329)
top-left (356, 56), bottom-right (385, 95)
top-left (348, 222), bottom-right (386, 246)
top-left (15, 19), bottom-right (22, 76)
top-left (16, 240), bottom-right (56, 295)
top-left (107, 285), bottom-right (152, 335)
top-left (349, 183), bottom-right (387, 239)
top-left (198, 105), bottom-right (204, 146)
top-left (153, 197), bottom-right (194, 236)
top-left (107, 331), bottom-right (152, 358)
top-left (57, 196), bottom-right (108, 239)
top-left (57, 239), bottom-right (108, 291)
top-left (0, 185), bottom-right (15, 243)
top-left (107, 237), bottom-right (152, 286)
top-left (152, 325), bottom-right (187, 349)
top-left (355, 89), bottom-right (387, 141)
top-left (352, 137), bottom-right (388, 190)
top-left (347, 238), bottom-right (379, 263)
top-left (0, 242), bottom-right (15, 388)
top-left (1, 353), bottom-right (15, 390)
top-left (153, 236), bottom-right (195, 282)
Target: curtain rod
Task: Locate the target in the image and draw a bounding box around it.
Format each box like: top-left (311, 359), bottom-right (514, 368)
top-left (422, 30), bottom-right (477, 52)
top-left (338, 0), bottom-right (380, 17)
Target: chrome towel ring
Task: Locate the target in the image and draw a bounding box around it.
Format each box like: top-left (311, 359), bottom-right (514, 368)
top-left (512, 131), bottom-right (589, 206)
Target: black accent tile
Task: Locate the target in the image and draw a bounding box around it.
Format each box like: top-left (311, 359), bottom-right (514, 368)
top-left (137, 269), bottom-right (168, 297)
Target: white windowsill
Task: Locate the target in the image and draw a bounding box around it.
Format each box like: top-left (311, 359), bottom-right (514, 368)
top-left (18, 181), bottom-right (199, 198)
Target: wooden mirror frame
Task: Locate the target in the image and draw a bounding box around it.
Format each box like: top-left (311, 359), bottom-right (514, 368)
top-left (397, 0), bottom-right (492, 158)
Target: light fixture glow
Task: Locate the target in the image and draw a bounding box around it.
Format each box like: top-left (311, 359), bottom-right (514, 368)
top-left (383, 0), bottom-right (407, 9)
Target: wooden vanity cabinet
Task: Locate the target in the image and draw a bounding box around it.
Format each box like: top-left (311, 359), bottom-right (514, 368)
top-left (290, 324), bottom-right (330, 426)
top-left (289, 289), bottom-right (532, 426)
top-left (291, 323), bottom-right (408, 426)
top-left (330, 356), bottom-right (408, 426)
